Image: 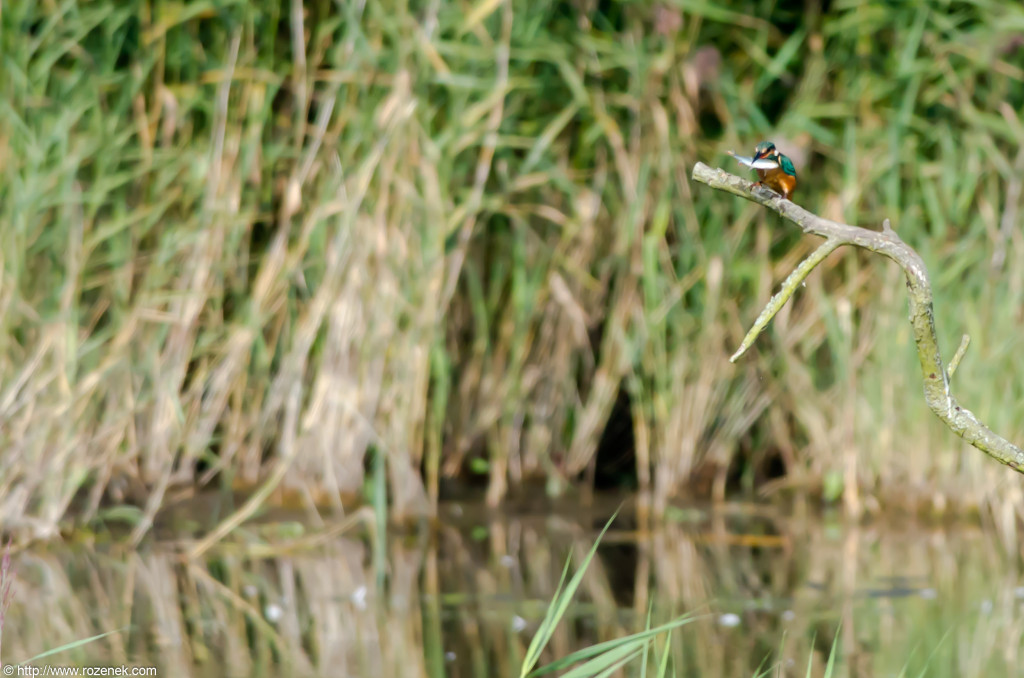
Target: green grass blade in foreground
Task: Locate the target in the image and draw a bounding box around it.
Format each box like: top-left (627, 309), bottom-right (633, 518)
top-left (556, 645), bottom-right (644, 678)
top-left (911, 627), bottom-right (953, 678)
top-left (895, 627), bottom-right (953, 678)
top-left (817, 624), bottom-right (841, 678)
top-left (588, 648), bottom-right (645, 678)
top-left (521, 508), bottom-right (701, 678)
top-left (804, 632), bottom-right (817, 678)
top-left (639, 603), bottom-right (652, 677)
top-left (519, 509), bottom-right (620, 677)
top-left (21, 627), bottom-right (128, 664)
top-left (518, 539), bottom-right (574, 676)
top-left (527, 617), bottom-right (701, 677)
top-left (751, 652), bottom-right (773, 678)
top-left (751, 629), bottom-right (788, 678)
top-left (657, 627), bottom-right (672, 678)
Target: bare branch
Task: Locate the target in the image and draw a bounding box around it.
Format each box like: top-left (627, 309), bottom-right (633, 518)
top-left (731, 238), bottom-right (840, 362)
top-left (948, 334), bottom-right (971, 379)
top-left (692, 161), bottom-right (1024, 472)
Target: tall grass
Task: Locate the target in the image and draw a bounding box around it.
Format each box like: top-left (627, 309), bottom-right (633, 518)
top-left (1, 0), bottom-right (1024, 535)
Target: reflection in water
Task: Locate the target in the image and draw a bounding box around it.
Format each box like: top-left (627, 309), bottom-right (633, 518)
top-left (3, 500), bottom-right (1023, 677)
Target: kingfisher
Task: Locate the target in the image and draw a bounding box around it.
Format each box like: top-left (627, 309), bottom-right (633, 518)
top-left (728, 141), bottom-right (797, 200)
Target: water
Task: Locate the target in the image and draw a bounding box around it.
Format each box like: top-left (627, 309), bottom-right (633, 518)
top-left (3, 493), bottom-right (1022, 677)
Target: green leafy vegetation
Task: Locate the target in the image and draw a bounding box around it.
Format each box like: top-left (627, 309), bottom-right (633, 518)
top-left (1, 0), bottom-right (1023, 539)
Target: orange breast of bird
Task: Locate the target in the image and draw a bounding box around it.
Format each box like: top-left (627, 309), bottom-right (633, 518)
top-left (756, 167), bottom-right (796, 200)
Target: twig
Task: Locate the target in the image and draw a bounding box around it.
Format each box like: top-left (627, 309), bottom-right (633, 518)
top-left (692, 162), bottom-right (1024, 472)
top-left (948, 334), bottom-right (970, 379)
top-left (731, 237), bottom-right (840, 362)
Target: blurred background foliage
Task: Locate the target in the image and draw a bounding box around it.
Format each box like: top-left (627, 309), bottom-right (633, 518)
top-left (1, 0), bottom-right (1024, 540)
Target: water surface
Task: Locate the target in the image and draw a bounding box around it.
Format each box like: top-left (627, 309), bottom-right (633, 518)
top-left (4, 494), bottom-right (1022, 677)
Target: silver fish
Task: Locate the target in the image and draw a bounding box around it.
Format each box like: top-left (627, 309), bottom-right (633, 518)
top-left (727, 150), bottom-right (779, 170)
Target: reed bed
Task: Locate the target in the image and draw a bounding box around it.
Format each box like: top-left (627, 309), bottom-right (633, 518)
top-left (1, 0), bottom-right (1023, 536)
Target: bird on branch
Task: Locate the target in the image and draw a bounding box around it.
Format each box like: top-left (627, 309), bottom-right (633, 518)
top-left (728, 141), bottom-right (797, 200)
